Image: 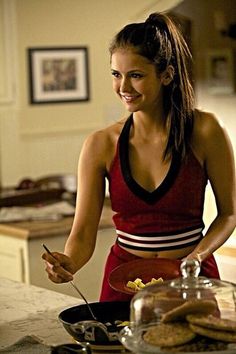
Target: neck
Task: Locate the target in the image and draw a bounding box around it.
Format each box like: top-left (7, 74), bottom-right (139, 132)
top-left (132, 110), bottom-right (167, 137)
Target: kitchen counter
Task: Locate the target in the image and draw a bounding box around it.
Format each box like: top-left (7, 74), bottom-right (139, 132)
top-left (0, 277), bottom-right (130, 354)
top-left (0, 199), bottom-right (114, 240)
top-left (0, 277), bottom-right (82, 349)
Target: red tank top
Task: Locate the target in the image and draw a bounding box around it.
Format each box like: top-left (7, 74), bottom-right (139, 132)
top-left (107, 115), bottom-right (208, 252)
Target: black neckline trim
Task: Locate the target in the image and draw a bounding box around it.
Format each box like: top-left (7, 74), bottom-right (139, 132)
top-left (119, 115), bottom-right (182, 204)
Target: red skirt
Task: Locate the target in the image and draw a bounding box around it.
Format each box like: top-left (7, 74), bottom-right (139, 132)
top-left (99, 243), bottom-right (220, 302)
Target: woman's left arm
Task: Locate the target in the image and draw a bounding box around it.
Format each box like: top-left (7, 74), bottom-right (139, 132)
top-left (188, 112), bottom-right (236, 262)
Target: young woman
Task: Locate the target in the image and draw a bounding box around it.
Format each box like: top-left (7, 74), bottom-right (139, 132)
top-left (42, 12), bottom-right (236, 301)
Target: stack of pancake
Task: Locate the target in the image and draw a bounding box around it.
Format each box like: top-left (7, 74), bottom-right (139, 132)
top-left (143, 299), bottom-right (236, 352)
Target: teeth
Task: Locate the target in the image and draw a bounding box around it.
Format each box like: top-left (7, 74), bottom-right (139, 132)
top-left (122, 95), bottom-right (135, 100)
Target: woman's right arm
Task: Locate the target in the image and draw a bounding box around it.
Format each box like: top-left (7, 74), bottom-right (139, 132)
top-left (42, 129), bottom-right (109, 283)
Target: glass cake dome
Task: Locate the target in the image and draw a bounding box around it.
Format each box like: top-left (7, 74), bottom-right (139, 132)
top-left (120, 259), bottom-right (236, 354)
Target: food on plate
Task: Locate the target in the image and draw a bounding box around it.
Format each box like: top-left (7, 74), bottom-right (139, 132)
top-left (161, 299), bottom-right (217, 323)
top-left (143, 299), bottom-right (236, 351)
top-left (143, 322), bottom-right (196, 347)
top-left (160, 337), bottom-right (228, 352)
top-left (186, 314), bottom-right (236, 332)
top-left (189, 323), bottom-right (236, 343)
top-left (115, 320), bottom-right (130, 327)
top-left (126, 277), bottom-right (163, 291)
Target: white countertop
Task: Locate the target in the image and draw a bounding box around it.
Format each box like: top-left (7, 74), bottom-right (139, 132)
top-left (0, 277), bottom-right (83, 349)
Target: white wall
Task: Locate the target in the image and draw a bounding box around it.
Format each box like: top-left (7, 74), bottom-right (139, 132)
top-left (0, 0), bottom-right (181, 186)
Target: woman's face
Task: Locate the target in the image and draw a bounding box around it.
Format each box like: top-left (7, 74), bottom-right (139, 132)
top-left (111, 48), bottom-right (164, 114)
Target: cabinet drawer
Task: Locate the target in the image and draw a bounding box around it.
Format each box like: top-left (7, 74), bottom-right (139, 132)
top-left (0, 236), bottom-right (27, 282)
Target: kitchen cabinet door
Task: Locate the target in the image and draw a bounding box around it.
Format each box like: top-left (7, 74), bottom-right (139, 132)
top-left (0, 235), bottom-right (27, 282)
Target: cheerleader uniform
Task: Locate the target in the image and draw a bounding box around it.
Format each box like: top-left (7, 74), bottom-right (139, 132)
top-left (99, 115), bottom-right (220, 302)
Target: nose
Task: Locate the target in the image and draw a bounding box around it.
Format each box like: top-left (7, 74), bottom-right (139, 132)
top-left (120, 77), bottom-right (132, 93)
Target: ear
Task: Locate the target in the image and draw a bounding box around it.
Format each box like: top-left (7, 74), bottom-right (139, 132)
top-left (161, 65), bottom-right (174, 86)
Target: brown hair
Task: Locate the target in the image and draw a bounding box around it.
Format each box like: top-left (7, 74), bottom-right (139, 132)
top-left (109, 12), bottom-right (194, 160)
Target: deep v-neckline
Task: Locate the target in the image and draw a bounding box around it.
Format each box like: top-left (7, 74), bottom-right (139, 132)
top-left (119, 115), bottom-right (182, 204)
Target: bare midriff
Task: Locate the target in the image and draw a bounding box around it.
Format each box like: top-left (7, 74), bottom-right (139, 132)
top-left (119, 244), bottom-right (196, 260)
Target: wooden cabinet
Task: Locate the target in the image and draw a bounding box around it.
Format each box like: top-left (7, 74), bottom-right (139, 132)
top-left (0, 205), bottom-right (116, 302)
top-left (0, 236), bottom-right (27, 282)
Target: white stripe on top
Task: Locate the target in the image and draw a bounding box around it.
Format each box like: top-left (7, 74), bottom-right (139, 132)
top-left (116, 227), bottom-right (203, 250)
top-left (116, 227), bottom-right (203, 241)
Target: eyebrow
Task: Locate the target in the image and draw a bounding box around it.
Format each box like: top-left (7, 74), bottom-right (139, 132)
top-left (111, 68), bottom-right (145, 73)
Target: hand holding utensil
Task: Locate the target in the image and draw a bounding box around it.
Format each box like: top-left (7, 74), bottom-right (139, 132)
top-left (42, 243), bottom-right (97, 321)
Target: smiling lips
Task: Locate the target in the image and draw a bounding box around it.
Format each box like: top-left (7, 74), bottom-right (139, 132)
top-left (121, 94), bottom-right (140, 103)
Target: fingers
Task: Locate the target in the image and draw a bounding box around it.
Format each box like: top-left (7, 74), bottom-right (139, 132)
top-left (44, 261), bottom-right (74, 283)
top-left (45, 262), bottom-right (73, 283)
top-left (42, 251), bottom-right (60, 266)
top-left (42, 252), bottom-right (74, 283)
top-left (182, 253), bottom-right (202, 264)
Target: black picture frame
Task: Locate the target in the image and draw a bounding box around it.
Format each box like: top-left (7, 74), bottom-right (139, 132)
top-left (206, 48), bottom-right (235, 95)
top-left (28, 47), bottom-right (90, 104)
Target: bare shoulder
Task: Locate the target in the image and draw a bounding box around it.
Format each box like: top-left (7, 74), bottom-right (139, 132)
top-left (193, 109), bottom-right (225, 137)
top-left (192, 109), bottom-right (233, 163)
top-left (80, 116), bottom-right (127, 169)
top-left (84, 117), bottom-right (126, 150)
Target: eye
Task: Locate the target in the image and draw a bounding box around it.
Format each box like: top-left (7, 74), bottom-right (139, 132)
top-left (130, 73), bottom-right (143, 79)
top-left (111, 70), bottom-right (120, 78)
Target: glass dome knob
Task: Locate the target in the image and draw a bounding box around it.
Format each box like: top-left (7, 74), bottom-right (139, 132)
top-left (180, 259), bottom-right (201, 278)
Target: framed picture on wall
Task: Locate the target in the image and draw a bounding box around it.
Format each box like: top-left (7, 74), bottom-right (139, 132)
top-left (28, 47), bottom-right (90, 104)
top-left (206, 48), bottom-right (235, 94)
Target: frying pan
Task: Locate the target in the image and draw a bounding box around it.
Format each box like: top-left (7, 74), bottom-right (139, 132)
top-left (59, 301), bottom-right (130, 346)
